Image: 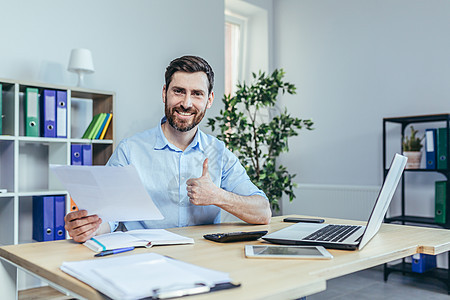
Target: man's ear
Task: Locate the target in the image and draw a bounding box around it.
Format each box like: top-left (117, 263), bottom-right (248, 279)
top-left (206, 91), bottom-right (214, 109)
top-left (162, 85), bottom-right (167, 103)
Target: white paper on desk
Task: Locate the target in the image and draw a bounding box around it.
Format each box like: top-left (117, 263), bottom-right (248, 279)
top-left (50, 164), bottom-right (164, 222)
top-left (60, 253), bottom-right (231, 300)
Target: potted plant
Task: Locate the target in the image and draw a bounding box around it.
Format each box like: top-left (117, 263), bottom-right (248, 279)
top-left (403, 126), bottom-right (424, 169)
top-left (207, 69), bottom-right (313, 211)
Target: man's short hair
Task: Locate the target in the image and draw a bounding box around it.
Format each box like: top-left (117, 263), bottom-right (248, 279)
top-left (165, 55), bottom-right (214, 95)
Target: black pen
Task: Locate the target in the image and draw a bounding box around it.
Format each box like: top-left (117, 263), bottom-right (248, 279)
top-left (94, 247), bottom-right (135, 257)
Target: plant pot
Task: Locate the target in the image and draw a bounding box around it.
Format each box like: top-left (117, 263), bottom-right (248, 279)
top-left (403, 151), bottom-right (422, 169)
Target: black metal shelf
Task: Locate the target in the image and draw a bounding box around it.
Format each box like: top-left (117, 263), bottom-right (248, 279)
top-left (383, 114), bottom-right (450, 293)
top-left (403, 168), bottom-right (449, 173)
top-left (384, 113), bottom-right (450, 125)
top-left (385, 215), bottom-right (449, 228)
top-left (384, 261), bottom-right (450, 294)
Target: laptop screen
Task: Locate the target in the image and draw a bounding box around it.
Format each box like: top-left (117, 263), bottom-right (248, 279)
top-left (358, 153), bottom-right (407, 250)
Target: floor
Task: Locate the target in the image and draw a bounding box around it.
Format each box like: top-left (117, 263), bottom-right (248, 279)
top-left (309, 265), bottom-right (449, 300)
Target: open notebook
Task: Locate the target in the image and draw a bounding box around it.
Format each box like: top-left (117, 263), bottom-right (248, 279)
top-left (84, 229), bottom-right (194, 252)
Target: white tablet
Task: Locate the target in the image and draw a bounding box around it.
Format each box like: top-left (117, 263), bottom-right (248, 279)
top-left (245, 245), bottom-right (333, 259)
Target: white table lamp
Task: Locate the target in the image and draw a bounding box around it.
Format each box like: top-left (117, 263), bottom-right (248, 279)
top-left (68, 48), bottom-right (95, 87)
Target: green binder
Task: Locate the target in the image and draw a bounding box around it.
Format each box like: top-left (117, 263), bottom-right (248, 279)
top-left (437, 128), bottom-right (447, 170)
top-left (0, 83), bottom-right (2, 135)
top-left (25, 88), bottom-right (40, 137)
top-left (435, 181), bottom-right (446, 224)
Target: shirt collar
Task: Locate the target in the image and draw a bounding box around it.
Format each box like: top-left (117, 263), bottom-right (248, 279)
top-left (154, 116), bottom-right (204, 152)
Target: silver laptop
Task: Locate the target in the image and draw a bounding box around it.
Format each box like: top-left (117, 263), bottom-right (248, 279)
top-left (263, 153), bottom-right (407, 250)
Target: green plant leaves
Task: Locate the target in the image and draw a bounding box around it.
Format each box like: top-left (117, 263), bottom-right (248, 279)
top-left (403, 126), bottom-right (424, 152)
top-left (207, 69), bottom-right (313, 212)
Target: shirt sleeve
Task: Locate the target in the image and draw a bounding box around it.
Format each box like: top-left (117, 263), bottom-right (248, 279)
top-left (220, 148), bottom-right (268, 200)
top-left (106, 140), bottom-right (130, 167)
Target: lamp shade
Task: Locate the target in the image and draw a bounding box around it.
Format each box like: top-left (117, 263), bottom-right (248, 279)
top-left (68, 48), bottom-right (95, 73)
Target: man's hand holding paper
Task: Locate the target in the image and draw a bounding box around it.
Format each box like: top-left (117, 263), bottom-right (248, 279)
top-left (51, 164), bottom-right (164, 242)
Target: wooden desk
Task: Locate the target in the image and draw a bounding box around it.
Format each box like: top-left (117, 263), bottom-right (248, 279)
top-left (1, 215), bottom-right (450, 299)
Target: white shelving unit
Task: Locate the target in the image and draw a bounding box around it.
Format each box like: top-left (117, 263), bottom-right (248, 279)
top-left (0, 78), bottom-right (115, 292)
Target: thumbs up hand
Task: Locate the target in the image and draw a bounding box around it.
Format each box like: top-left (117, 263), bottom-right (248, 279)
top-left (186, 158), bottom-right (220, 206)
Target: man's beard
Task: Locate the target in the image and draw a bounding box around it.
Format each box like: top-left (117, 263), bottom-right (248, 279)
top-left (165, 102), bottom-right (206, 132)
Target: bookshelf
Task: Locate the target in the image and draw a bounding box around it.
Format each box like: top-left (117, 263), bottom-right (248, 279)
top-left (0, 78), bottom-right (115, 289)
top-left (382, 114), bottom-right (450, 294)
top-left (0, 78), bottom-right (115, 245)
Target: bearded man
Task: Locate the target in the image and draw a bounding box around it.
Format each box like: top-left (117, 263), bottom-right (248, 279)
top-left (65, 56), bottom-right (271, 242)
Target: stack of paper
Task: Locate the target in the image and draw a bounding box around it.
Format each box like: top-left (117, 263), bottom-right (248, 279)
top-left (84, 229), bottom-right (194, 252)
top-left (61, 253), bottom-right (231, 300)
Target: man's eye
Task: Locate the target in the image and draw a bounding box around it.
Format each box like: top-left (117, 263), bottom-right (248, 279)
top-left (193, 92), bottom-right (203, 97)
top-left (174, 89), bottom-right (183, 94)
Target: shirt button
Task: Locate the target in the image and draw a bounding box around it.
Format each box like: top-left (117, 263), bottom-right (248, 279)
top-left (181, 177), bottom-right (185, 181)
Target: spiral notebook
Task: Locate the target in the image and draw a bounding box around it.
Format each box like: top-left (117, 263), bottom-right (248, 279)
top-left (84, 229), bottom-right (194, 252)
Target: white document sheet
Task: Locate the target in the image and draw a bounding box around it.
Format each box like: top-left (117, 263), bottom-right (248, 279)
top-left (50, 164), bottom-right (164, 222)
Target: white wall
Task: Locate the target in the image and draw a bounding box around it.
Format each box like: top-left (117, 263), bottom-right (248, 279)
top-left (0, 0), bottom-right (225, 143)
top-left (273, 0), bottom-right (450, 188)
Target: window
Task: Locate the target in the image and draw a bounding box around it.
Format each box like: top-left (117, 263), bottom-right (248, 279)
top-left (225, 13), bottom-right (246, 96)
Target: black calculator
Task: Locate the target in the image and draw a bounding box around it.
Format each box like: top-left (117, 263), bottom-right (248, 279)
top-left (203, 230), bottom-right (268, 243)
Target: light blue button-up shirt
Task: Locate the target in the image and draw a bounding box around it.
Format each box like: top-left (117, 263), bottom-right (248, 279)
top-left (106, 117), bottom-right (267, 231)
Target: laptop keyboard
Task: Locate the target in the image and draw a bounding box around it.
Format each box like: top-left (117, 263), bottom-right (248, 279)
top-left (304, 225), bottom-right (361, 242)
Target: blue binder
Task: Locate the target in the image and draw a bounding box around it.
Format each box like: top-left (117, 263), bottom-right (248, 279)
top-left (71, 144), bottom-right (83, 165)
top-left (41, 90), bottom-right (56, 137)
top-left (56, 91), bottom-right (67, 138)
top-left (54, 195), bottom-right (66, 240)
top-left (425, 128), bottom-right (437, 169)
top-left (32, 196), bottom-right (55, 242)
top-left (411, 253), bottom-right (436, 273)
top-left (82, 144), bottom-right (92, 165)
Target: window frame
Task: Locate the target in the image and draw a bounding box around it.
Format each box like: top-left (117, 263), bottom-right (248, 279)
top-left (225, 12), bottom-right (247, 95)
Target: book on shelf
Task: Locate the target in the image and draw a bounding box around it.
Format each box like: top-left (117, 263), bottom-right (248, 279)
top-left (95, 113), bottom-right (111, 139)
top-left (82, 113), bottom-right (106, 139)
top-left (89, 113), bottom-right (107, 139)
top-left (83, 229), bottom-right (194, 252)
top-left (98, 113), bottom-right (112, 139)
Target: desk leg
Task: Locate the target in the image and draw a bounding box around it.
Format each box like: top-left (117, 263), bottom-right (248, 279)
top-left (0, 258), bottom-right (17, 300)
top-left (383, 263), bottom-right (388, 281)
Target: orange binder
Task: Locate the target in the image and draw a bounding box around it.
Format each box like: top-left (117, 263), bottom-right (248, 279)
top-left (70, 197), bottom-right (79, 212)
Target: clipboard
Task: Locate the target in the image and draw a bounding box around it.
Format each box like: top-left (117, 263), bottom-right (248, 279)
top-left (151, 282), bottom-right (241, 299)
top-left (61, 252), bottom-right (240, 299)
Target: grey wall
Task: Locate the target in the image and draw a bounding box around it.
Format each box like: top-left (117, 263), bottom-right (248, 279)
top-left (273, 0), bottom-right (450, 188)
top-left (0, 0), bottom-right (225, 143)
